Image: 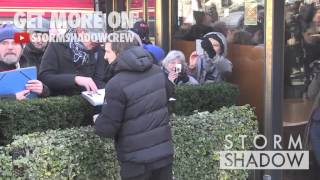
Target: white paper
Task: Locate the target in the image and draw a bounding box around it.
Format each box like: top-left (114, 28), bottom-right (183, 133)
top-left (81, 89), bottom-right (106, 106)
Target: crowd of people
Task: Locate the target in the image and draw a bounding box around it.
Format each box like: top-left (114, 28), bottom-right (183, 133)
top-left (0, 17), bottom-right (233, 180)
top-left (5, 1), bottom-right (320, 179)
top-left (175, 5), bottom-right (265, 46)
top-left (4, 1), bottom-right (320, 177)
top-left (0, 19), bottom-right (233, 100)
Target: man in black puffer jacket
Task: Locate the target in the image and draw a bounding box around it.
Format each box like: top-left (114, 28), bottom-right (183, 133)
top-left (95, 31), bottom-right (174, 180)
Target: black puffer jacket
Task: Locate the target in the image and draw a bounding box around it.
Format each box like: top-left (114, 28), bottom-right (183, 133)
top-left (95, 46), bottom-right (174, 177)
top-left (39, 42), bottom-right (107, 96)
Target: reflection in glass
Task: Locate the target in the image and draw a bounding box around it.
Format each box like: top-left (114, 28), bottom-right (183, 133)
top-left (129, 0), bottom-right (144, 21)
top-left (147, 0), bottom-right (155, 38)
top-left (175, 0), bottom-right (265, 45)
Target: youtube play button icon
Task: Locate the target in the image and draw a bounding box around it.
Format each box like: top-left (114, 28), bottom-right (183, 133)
top-left (14, 32), bottom-right (30, 44)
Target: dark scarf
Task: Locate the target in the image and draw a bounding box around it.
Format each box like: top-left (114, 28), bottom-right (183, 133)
top-left (0, 61), bottom-right (16, 72)
top-left (103, 62), bottom-right (115, 83)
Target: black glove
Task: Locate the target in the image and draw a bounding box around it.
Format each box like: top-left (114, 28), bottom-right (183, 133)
top-left (201, 37), bottom-right (216, 58)
top-left (175, 72), bottom-right (190, 84)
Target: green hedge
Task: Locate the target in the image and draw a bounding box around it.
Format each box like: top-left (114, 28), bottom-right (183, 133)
top-left (174, 83), bottom-right (239, 115)
top-left (0, 106), bottom-right (257, 180)
top-left (0, 82), bottom-right (239, 145)
top-left (172, 105), bottom-right (257, 180)
top-left (0, 96), bottom-right (95, 145)
top-left (0, 127), bottom-right (119, 180)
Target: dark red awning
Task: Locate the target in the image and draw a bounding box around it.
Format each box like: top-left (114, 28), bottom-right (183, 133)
top-left (0, 0), bottom-right (94, 17)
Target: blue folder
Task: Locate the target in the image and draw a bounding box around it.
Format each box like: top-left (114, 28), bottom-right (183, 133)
top-left (0, 66), bottom-right (37, 98)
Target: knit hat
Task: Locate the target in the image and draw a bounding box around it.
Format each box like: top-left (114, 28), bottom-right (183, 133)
top-left (0, 23), bottom-right (19, 42)
top-left (28, 17), bottom-right (50, 33)
top-left (143, 44), bottom-right (165, 63)
top-left (131, 21), bottom-right (150, 44)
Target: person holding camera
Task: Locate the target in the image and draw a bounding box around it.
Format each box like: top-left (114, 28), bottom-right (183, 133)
top-left (162, 50), bottom-right (198, 85)
top-left (189, 32), bottom-right (232, 84)
top-left (307, 60), bottom-right (320, 167)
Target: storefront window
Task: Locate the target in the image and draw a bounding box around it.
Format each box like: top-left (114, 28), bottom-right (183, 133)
top-left (147, 0), bottom-right (155, 38)
top-left (126, 0), bottom-right (156, 41)
top-left (174, 0), bottom-right (265, 45)
top-left (129, 0), bottom-right (145, 21)
top-left (283, 0), bottom-right (320, 127)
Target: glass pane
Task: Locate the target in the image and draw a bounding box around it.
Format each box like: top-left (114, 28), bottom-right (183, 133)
top-left (129, 0), bottom-right (145, 21)
top-left (172, 0), bottom-right (265, 120)
top-left (174, 0), bottom-right (265, 45)
top-left (147, 0), bottom-right (156, 39)
top-left (283, 0), bottom-right (315, 127)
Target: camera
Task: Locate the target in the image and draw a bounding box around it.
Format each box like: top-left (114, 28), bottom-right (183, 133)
top-left (175, 64), bottom-right (182, 73)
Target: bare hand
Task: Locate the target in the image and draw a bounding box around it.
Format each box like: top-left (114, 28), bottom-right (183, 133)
top-left (25, 80), bottom-right (44, 95)
top-left (75, 76), bottom-right (98, 92)
top-left (189, 51), bottom-right (198, 69)
top-left (168, 72), bottom-right (178, 83)
top-left (16, 90), bottom-right (30, 100)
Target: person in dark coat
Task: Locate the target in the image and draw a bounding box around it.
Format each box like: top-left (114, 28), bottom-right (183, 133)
top-left (0, 23), bottom-right (49, 100)
top-left (306, 61), bottom-right (320, 166)
top-left (94, 31), bottom-right (174, 180)
top-left (20, 17), bottom-right (50, 71)
top-left (302, 4), bottom-right (320, 168)
top-left (131, 21), bottom-right (165, 64)
top-left (39, 28), bottom-right (107, 96)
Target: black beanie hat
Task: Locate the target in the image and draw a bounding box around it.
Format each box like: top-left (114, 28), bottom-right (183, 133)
top-left (131, 21), bottom-right (150, 44)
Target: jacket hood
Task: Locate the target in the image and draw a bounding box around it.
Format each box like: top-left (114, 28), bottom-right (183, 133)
top-left (143, 44), bottom-right (165, 63)
top-left (203, 32), bottom-right (228, 57)
top-left (113, 46), bottom-right (153, 73)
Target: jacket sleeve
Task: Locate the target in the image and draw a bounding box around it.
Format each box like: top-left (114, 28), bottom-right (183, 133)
top-left (95, 82), bottom-right (126, 138)
top-left (39, 83), bottom-right (51, 98)
top-left (215, 57), bottom-right (233, 74)
top-left (93, 49), bottom-right (108, 89)
top-left (308, 76), bottom-right (320, 100)
top-left (39, 43), bottom-right (77, 91)
top-left (166, 77), bottom-right (176, 99)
